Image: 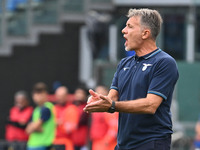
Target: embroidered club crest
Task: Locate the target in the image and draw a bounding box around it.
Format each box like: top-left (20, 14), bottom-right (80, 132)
top-left (142, 63), bottom-right (152, 71)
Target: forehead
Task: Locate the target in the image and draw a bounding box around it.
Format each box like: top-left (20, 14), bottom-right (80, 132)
top-left (33, 92), bottom-right (46, 95)
top-left (56, 88), bottom-right (67, 94)
top-left (75, 89), bottom-right (85, 94)
top-left (15, 95), bottom-right (26, 99)
top-left (126, 16), bottom-right (141, 25)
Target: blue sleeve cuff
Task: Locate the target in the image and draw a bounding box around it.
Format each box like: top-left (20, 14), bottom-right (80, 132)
top-left (110, 86), bottom-right (118, 91)
top-left (148, 91), bottom-right (167, 100)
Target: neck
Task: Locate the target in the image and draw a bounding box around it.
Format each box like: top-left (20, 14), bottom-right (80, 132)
top-left (19, 106), bottom-right (27, 111)
top-left (59, 102), bottom-right (67, 106)
top-left (38, 101), bottom-right (46, 107)
top-left (134, 40), bottom-right (157, 57)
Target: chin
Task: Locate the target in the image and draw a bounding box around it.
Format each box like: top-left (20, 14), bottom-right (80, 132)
top-left (125, 47), bottom-right (132, 51)
top-left (125, 47), bottom-right (129, 51)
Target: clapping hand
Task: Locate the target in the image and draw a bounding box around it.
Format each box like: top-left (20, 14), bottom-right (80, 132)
top-left (83, 89), bottom-right (112, 113)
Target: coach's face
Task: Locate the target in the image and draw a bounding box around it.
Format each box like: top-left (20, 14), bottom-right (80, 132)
top-left (122, 16), bottom-right (144, 51)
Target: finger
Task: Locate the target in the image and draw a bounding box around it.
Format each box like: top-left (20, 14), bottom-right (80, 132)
top-left (84, 105), bottom-right (103, 113)
top-left (89, 89), bottom-right (98, 97)
top-left (86, 100), bottom-right (102, 107)
top-left (100, 95), bottom-right (108, 100)
top-left (83, 107), bottom-right (89, 113)
top-left (83, 105), bottom-right (94, 112)
top-left (87, 96), bottom-right (92, 104)
top-left (84, 100), bottom-right (104, 112)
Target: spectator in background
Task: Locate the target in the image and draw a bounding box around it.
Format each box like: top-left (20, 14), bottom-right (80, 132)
top-left (26, 82), bottom-right (56, 150)
top-left (194, 116), bottom-right (200, 149)
top-left (72, 87), bottom-right (90, 150)
top-left (90, 85), bottom-right (118, 150)
top-left (53, 86), bottom-right (79, 150)
top-left (5, 91), bottom-right (33, 142)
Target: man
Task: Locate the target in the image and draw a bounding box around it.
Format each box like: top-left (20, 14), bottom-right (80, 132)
top-left (84, 8), bottom-right (179, 150)
top-left (26, 82), bottom-right (56, 150)
top-left (6, 91), bottom-right (33, 141)
top-left (53, 86), bottom-right (78, 150)
top-left (194, 116), bottom-right (200, 149)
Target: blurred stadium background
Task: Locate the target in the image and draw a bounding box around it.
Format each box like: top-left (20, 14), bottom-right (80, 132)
top-left (0, 0), bottom-right (200, 149)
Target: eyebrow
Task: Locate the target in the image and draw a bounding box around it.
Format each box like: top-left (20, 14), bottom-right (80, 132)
top-left (126, 23), bottom-right (133, 27)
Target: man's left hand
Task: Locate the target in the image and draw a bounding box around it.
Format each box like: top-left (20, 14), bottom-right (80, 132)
top-left (83, 94), bottom-right (112, 113)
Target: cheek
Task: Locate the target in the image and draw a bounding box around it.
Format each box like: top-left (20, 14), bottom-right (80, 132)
top-left (33, 95), bottom-right (40, 101)
top-left (130, 33), bottom-right (142, 44)
top-left (33, 95), bottom-right (37, 100)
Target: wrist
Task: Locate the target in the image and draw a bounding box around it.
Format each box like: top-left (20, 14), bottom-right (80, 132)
top-left (108, 101), bottom-right (115, 113)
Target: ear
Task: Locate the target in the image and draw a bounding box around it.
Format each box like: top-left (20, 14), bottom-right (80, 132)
top-left (142, 29), bottom-right (151, 40)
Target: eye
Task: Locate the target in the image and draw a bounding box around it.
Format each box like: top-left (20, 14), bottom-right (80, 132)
top-left (128, 24), bottom-right (133, 28)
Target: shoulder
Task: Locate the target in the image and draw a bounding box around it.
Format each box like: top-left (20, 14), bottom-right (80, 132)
top-left (41, 102), bottom-right (54, 113)
top-left (41, 106), bottom-right (51, 114)
top-left (152, 50), bottom-right (179, 77)
top-left (10, 106), bottom-right (18, 112)
top-left (154, 51), bottom-right (178, 69)
top-left (157, 51), bottom-right (176, 62)
top-left (116, 56), bottom-right (134, 70)
top-left (44, 102), bottom-right (54, 108)
top-left (23, 106), bottom-right (33, 114)
top-left (120, 56), bottom-right (134, 64)
top-left (54, 104), bottom-right (61, 109)
top-left (26, 106), bottom-right (34, 111)
top-left (63, 104), bottom-right (79, 117)
top-left (9, 107), bottom-right (19, 115)
top-left (66, 104), bottom-right (78, 111)
top-left (40, 106), bottom-right (51, 118)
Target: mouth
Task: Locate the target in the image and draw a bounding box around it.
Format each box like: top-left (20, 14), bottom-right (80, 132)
top-left (124, 36), bottom-right (128, 46)
top-left (124, 36), bottom-right (127, 41)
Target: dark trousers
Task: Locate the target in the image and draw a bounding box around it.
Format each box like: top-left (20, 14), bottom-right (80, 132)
top-left (114, 136), bottom-right (171, 150)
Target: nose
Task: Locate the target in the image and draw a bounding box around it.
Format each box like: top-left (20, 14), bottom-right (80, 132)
top-left (122, 26), bottom-right (127, 34)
